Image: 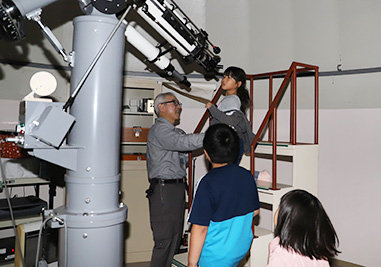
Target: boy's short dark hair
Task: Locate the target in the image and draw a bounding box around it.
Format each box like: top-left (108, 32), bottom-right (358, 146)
top-left (203, 124), bottom-right (239, 164)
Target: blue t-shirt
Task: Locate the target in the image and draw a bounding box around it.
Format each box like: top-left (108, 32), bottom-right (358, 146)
top-left (188, 164), bottom-right (260, 267)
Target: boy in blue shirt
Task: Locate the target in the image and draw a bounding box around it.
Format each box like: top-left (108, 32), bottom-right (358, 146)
top-left (187, 124), bottom-right (260, 267)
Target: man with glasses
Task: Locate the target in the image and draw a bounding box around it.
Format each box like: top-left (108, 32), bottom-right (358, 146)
top-left (146, 92), bottom-right (204, 267)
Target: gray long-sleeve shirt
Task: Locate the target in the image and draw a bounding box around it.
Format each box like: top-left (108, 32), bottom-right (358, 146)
top-left (146, 117), bottom-right (204, 180)
top-left (208, 105), bottom-right (255, 153)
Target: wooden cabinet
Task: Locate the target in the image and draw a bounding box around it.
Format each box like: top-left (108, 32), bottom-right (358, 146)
top-left (120, 160), bottom-right (153, 263)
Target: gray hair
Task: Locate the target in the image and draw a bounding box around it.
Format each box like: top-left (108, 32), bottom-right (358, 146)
top-left (154, 92), bottom-right (175, 116)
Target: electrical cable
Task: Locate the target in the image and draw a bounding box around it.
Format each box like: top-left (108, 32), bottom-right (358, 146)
top-left (0, 139), bottom-right (27, 267)
top-left (35, 216), bottom-right (53, 267)
top-left (57, 217), bottom-right (69, 267)
top-left (34, 215), bottom-right (67, 267)
top-left (64, 219), bottom-right (68, 267)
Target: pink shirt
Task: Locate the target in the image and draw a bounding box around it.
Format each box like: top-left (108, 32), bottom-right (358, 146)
top-left (267, 237), bottom-right (330, 267)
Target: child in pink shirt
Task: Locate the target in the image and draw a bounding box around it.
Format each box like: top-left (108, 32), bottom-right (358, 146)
top-left (267, 190), bottom-right (340, 267)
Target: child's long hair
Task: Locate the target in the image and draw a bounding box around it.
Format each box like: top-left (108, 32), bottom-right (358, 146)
top-left (274, 189), bottom-right (340, 260)
top-left (223, 66), bottom-right (250, 114)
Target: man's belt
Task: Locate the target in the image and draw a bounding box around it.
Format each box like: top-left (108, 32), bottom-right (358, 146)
top-left (149, 178), bottom-right (184, 184)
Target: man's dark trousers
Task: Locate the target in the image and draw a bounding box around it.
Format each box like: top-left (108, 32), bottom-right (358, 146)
top-left (148, 181), bottom-right (185, 267)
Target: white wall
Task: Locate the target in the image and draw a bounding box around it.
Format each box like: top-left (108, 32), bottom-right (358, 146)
top-left (319, 108), bottom-right (381, 266)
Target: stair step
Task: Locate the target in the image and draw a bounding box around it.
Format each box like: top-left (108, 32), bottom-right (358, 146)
top-left (257, 181), bottom-right (292, 190)
top-left (172, 252), bottom-right (187, 267)
top-left (251, 226), bottom-right (274, 266)
top-left (254, 226), bottom-right (273, 238)
top-left (257, 183), bottom-right (295, 206)
top-left (256, 142), bottom-right (318, 157)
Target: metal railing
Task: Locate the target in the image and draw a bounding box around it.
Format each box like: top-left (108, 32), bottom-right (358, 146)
top-left (248, 61), bottom-right (319, 190)
top-left (187, 86), bottom-right (223, 209)
top-left (187, 62), bottom-right (319, 206)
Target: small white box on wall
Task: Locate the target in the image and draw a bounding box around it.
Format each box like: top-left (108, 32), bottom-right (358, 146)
top-left (147, 100), bottom-right (154, 113)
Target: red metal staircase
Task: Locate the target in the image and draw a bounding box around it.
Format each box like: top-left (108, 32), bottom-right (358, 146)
top-left (188, 61), bottom-right (319, 205)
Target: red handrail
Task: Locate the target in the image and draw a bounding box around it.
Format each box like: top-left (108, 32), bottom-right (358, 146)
top-left (188, 62), bottom-right (319, 204)
top-left (187, 86), bottom-right (223, 210)
top-left (248, 62), bottom-right (319, 190)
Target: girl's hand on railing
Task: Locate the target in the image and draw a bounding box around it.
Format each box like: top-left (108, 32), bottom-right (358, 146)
top-left (205, 102), bottom-right (213, 109)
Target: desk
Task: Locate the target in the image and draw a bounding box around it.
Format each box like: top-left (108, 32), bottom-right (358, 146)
top-left (4, 177), bottom-right (50, 199)
top-left (3, 176), bottom-right (54, 208)
top-left (0, 177), bottom-right (50, 266)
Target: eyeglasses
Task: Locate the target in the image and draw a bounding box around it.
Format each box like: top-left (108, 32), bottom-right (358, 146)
top-left (159, 100), bottom-right (182, 107)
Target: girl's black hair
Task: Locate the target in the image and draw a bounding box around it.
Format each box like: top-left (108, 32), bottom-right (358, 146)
top-left (274, 189), bottom-right (340, 260)
top-left (223, 66), bottom-right (250, 114)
